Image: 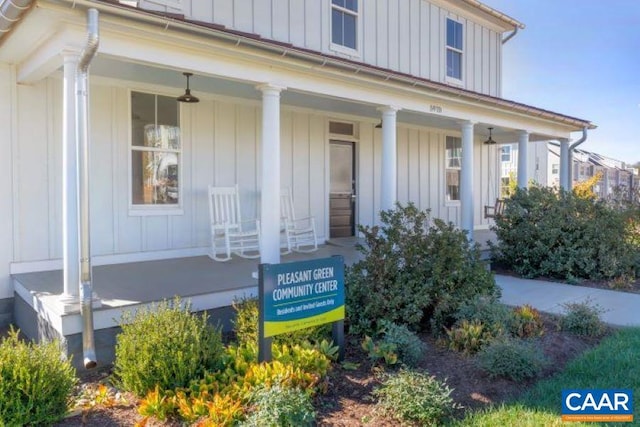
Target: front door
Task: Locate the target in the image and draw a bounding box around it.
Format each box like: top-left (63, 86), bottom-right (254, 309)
top-left (330, 141), bottom-right (355, 238)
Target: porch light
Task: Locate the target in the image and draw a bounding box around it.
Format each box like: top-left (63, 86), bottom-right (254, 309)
top-left (484, 127), bottom-right (496, 144)
top-left (177, 72), bottom-right (199, 103)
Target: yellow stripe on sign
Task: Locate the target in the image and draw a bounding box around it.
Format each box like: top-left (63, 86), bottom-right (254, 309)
top-left (264, 306), bottom-right (345, 338)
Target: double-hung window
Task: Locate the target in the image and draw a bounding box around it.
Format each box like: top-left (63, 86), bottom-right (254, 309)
top-left (130, 91), bottom-right (181, 211)
top-left (501, 145), bottom-right (511, 162)
top-left (445, 136), bottom-right (462, 202)
top-left (446, 18), bottom-right (463, 81)
top-left (331, 0), bottom-right (358, 52)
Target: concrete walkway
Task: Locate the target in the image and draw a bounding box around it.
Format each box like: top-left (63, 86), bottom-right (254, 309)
top-left (496, 275), bottom-right (640, 328)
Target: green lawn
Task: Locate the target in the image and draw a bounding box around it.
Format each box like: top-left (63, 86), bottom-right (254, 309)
top-left (458, 327), bottom-right (640, 427)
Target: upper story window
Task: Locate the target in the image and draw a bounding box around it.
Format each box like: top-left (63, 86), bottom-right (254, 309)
top-left (552, 163), bottom-right (559, 175)
top-left (446, 18), bottom-right (463, 81)
top-left (130, 91), bottom-right (182, 213)
top-left (501, 145), bottom-right (512, 162)
top-left (331, 0), bottom-right (358, 52)
top-left (445, 136), bottom-right (462, 202)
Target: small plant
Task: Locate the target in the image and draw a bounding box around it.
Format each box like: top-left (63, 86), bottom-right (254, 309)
top-left (510, 304), bottom-right (545, 338)
top-left (114, 297), bottom-right (224, 396)
top-left (0, 328), bottom-right (77, 426)
top-left (476, 338), bottom-right (548, 382)
top-left (373, 369), bottom-right (460, 426)
top-left (558, 299), bottom-right (606, 337)
top-left (137, 385), bottom-right (177, 422)
top-left (232, 296), bottom-right (330, 347)
top-left (446, 320), bottom-right (493, 355)
top-left (454, 295), bottom-right (512, 338)
top-left (361, 336), bottom-right (398, 365)
top-left (379, 320), bottom-right (426, 367)
top-left (609, 275), bottom-right (634, 291)
top-left (242, 385), bottom-right (316, 427)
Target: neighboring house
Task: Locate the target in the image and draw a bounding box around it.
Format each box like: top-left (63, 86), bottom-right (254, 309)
top-left (501, 141), bottom-right (639, 199)
top-left (0, 0), bottom-right (594, 363)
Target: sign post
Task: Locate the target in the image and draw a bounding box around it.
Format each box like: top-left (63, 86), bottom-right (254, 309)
top-left (258, 255), bottom-right (345, 362)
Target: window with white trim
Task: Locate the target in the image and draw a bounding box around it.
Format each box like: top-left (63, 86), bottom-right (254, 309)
top-left (130, 91), bottom-right (181, 208)
top-left (331, 0), bottom-right (358, 51)
top-left (552, 163), bottom-right (559, 174)
top-left (446, 136), bottom-right (462, 201)
top-left (501, 145), bottom-right (512, 162)
top-left (446, 18), bottom-right (463, 81)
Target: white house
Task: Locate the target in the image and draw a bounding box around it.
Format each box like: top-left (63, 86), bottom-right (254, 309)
top-left (0, 0), bottom-right (594, 366)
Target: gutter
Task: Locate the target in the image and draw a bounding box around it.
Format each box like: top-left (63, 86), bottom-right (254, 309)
top-left (502, 26), bottom-right (518, 44)
top-left (0, 0), bottom-right (34, 44)
top-left (77, 7), bottom-right (99, 369)
top-left (566, 127), bottom-right (588, 190)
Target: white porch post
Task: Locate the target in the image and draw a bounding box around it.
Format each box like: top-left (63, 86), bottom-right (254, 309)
top-left (559, 138), bottom-right (570, 190)
top-left (60, 49), bottom-right (80, 303)
top-left (257, 84), bottom-right (284, 265)
top-left (517, 130), bottom-right (529, 189)
top-left (460, 121), bottom-right (474, 237)
top-left (379, 106), bottom-right (399, 212)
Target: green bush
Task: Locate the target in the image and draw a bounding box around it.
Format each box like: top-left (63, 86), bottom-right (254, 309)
top-left (454, 295), bottom-right (511, 339)
top-left (373, 369), bottom-right (460, 426)
top-left (0, 328), bottom-right (77, 426)
top-left (476, 338), bottom-right (548, 381)
top-left (232, 296), bottom-right (330, 347)
top-left (242, 385), bottom-right (315, 427)
top-left (491, 187), bottom-right (640, 281)
top-left (114, 298), bottom-right (224, 396)
top-left (379, 320), bottom-right (426, 367)
top-left (558, 299), bottom-right (606, 337)
top-left (346, 203), bottom-right (498, 335)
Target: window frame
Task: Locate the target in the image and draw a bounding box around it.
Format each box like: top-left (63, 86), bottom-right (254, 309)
top-left (128, 89), bottom-right (184, 216)
top-left (445, 17), bottom-right (464, 84)
top-left (445, 135), bottom-right (462, 203)
top-left (330, 0), bottom-right (361, 56)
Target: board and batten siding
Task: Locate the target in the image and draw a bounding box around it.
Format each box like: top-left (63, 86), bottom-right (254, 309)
top-left (9, 77), bottom-right (497, 274)
top-left (137, 0), bottom-right (503, 97)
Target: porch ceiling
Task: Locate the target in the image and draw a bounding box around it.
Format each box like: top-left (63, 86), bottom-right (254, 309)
top-left (89, 56), bottom-right (541, 143)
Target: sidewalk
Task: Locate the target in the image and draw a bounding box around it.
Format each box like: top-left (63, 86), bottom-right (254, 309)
top-left (495, 275), bottom-right (640, 328)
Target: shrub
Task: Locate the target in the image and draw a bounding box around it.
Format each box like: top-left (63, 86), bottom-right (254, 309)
top-left (361, 336), bottom-right (398, 366)
top-left (510, 305), bottom-right (545, 338)
top-left (0, 328), bottom-right (77, 426)
top-left (242, 385), bottom-right (315, 427)
top-left (446, 320), bottom-right (493, 355)
top-left (476, 338), bottom-right (548, 381)
top-left (373, 369), bottom-right (460, 426)
top-left (491, 187), bottom-right (639, 281)
top-left (454, 295), bottom-right (511, 339)
top-left (346, 203), bottom-right (498, 335)
top-left (379, 320), bottom-right (426, 367)
top-left (232, 296), bottom-right (330, 347)
top-left (114, 297), bottom-right (224, 396)
top-left (558, 299), bottom-right (606, 337)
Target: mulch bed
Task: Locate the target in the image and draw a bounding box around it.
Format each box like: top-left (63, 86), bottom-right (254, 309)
top-left (25, 314), bottom-right (603, 427)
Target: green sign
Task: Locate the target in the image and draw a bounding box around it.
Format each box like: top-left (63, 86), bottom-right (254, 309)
top-left (259, 256), bottom-right (345, 338)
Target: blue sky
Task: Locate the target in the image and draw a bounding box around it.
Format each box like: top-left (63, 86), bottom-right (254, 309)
top-left (482, 0), bottom-right (639, 164)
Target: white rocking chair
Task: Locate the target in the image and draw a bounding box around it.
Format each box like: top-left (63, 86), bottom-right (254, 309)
top-left (208, 185), bottom-right (261, 261)
top-left (280, 188), bottom-right (318, 254)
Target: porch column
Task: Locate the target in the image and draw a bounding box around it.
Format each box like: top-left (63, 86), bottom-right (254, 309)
top-left (379, 106), bottom-right (399, 212)
top-left (460, 121), bottom-right (475, 237)
top-left (559, 138), bottom-right (570, 190)
top-left (517, 130), bottom-right (529, 189)
top-left (60, 49), bottom-right (81, 303)
top-left (257, 84), bottom-right (285, 265)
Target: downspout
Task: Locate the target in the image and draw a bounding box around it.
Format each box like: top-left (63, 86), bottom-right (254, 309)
top-left (0, 0), bottom-right (33, 44)
top-left (566, 127), bottom-right (588, 190)
top-left (502, 26), bottom-right (518, 44)
top-left (77, 8), bottom-right (99, 369)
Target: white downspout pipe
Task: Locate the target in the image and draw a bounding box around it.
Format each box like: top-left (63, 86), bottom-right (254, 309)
top-left (566, 127), bottom-right (588, 190)
top-left (77, 8), bottom-right (99, 369)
